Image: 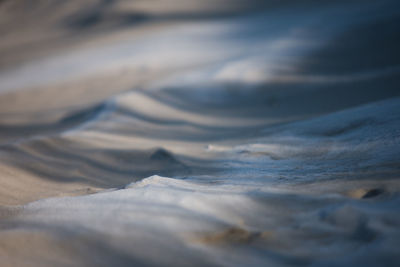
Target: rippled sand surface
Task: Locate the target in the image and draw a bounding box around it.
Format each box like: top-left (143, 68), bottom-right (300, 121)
top-left (0, 0), bottom-right (400, 266)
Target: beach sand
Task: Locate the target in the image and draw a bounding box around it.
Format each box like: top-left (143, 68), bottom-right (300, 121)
top-left (0, 0), bottom-right (400, 266)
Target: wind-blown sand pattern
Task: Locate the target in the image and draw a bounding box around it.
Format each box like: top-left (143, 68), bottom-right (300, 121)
top-left (0, 0), bottom-right (400, 266)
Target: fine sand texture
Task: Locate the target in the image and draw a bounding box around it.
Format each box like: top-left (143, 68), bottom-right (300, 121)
top-left (0, 0), bottom-right (400, 266)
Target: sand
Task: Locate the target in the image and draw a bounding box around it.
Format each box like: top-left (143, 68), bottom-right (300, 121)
top-left (0, 0), bottom-right (400, 266)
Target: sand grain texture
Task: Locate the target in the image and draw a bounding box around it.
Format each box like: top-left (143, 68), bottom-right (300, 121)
top-left (0, 0), bottom-right (400, 266)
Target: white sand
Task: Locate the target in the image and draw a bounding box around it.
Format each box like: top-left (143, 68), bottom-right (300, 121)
top-left (0, 0), bottom-right (400, 266)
